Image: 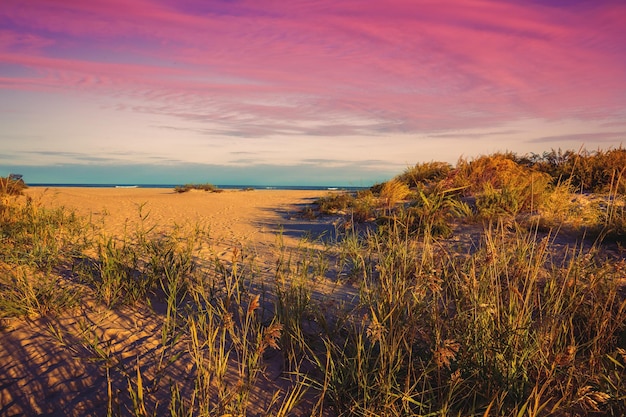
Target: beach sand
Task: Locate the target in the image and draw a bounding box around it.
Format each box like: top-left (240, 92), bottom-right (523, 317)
top-left (26, 186), bottom-right (334, 246)
top-left (1, 187), bottom-right (341, 416)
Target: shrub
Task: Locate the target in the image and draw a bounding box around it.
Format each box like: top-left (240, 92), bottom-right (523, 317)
top-left (0, 197), bottom-right (87, 270)
top-left (454, 153), bottom-right (527, 190)
top-left (352, 190), bottom-right (377, 222)
top-left (476, 183), bottom-right (522, 219)
top-left (532, 147), bottom-right (626, 194)
top-left (454, 153), bottom-right (551, 213)
top-left (315, 192), bottom-right (355, 214)
top-left (174, 183), bottom-right (219, 193)
top-left (369, 181), bottom-right (385, 195)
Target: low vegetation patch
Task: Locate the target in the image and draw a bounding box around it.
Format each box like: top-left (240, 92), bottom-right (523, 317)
top-left (173, 182), bottom-right (220, 193)
top-left (309, 147), bottom-right (626, 242)
top-left (0, 174), bottom-right (27, 196)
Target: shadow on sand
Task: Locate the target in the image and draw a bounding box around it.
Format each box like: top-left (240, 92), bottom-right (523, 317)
top-left (254, 202), bottom-right (341, 243)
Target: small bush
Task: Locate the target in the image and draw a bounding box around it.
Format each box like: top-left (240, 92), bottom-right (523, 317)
top-left (315, 192), bottom-right (355, 214)
top-left (352, 190), bottom-right (377, 222)
top-left (476, 183), bottom-right (522, 219)
top-left (453, 154), bottom-right (551, 214)
top-left (174, 183), bottom-right (219, 193)
top-left (532, 147), bottom-right (626, 194)
top-left (312, 191), bottom-right (377, 222)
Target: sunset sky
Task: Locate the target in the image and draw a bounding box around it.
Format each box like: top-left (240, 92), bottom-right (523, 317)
top-left (1, 0), bottom-right (625, 186)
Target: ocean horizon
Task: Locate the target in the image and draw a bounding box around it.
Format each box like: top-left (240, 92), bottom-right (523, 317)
top-left (28, 183), bottom-right (368, 191)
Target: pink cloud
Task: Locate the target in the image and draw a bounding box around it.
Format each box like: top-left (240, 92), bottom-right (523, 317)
top-left (1, 0), bottom-right (625, 135)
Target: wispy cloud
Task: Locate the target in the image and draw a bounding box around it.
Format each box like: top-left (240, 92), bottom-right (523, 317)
top-left (7, 150), bottom-right (184, 166)
top-left (301, 158), bottom-right (389, 168)
top-left (3, 1), bottom-right (625, 127)
top-left (429, 130), bottom-right (523, 140)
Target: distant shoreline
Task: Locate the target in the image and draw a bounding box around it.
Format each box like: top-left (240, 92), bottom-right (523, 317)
top-left (28, 183), bottom-right (366, 191)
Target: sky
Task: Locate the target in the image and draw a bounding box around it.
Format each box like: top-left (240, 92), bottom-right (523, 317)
top-left (1, 0), bottom-right (625, 186)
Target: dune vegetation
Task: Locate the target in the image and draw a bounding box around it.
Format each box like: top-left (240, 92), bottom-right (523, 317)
top-left (1, 148), bottom-right (625, 416)
top-left (173, 183), bottom-right (222, 193)
top-left (0, 174), bottom-right (27, 196)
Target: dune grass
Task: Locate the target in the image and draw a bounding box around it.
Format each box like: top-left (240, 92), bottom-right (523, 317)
top-left (173, 183), bottom-right (221, 193)
top-left (0, 174), bottom-right (28, 196)
top-left (1, 149), bottom-right (625, 416)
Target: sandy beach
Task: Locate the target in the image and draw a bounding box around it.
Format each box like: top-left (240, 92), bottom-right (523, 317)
top-left (25, 186), bottom-right (336, 251)
top-left (2, 187), bottom-right (341, 416)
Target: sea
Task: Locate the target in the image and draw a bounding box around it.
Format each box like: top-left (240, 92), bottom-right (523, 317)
top-left (28, 183), bottom-right (368, 191)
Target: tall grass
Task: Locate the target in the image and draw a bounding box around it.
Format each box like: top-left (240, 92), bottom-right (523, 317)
top-left (0, 267), bottom-right (80, 321)
top-left (396, 161), bottom-right (452, 190)
top-left (0, 194), bottom-right (86, 320)
top-left (530, 147), bottom-right (626, 194)
top-left (0, 194), bottom-right (88, 270)
top-left (310, 220), bottom-right (626, 416)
